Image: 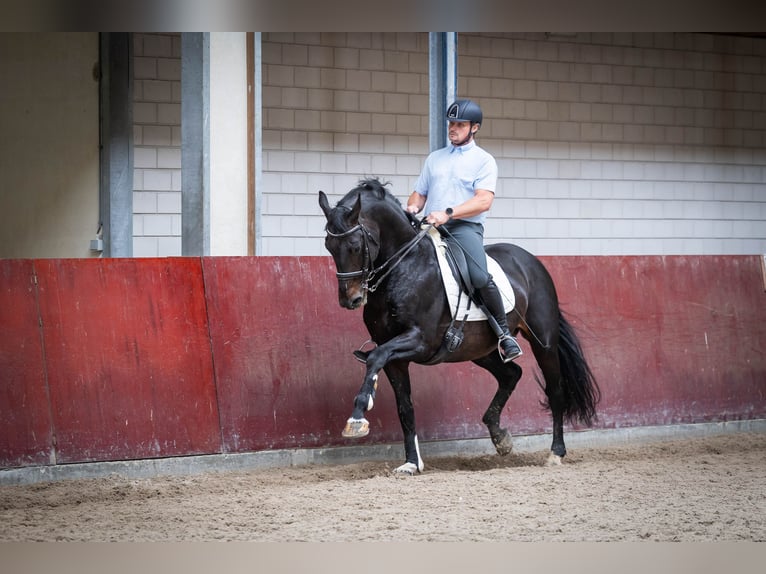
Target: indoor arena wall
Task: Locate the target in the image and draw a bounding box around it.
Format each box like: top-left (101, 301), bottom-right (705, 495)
top-left (1, 254), bottom-right (764, 469)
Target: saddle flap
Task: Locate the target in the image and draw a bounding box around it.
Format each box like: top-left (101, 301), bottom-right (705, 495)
top-left (442, 239), bottom-right (473, 297)
top-left (426, 227), bottom-right (515, 321)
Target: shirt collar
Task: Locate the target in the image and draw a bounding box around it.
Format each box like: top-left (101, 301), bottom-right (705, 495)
top-left (450, 139), bottom-right (476, 153)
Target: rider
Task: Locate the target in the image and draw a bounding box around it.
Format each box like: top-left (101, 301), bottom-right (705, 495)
top-left (405, 98), bottom-right (523, 362)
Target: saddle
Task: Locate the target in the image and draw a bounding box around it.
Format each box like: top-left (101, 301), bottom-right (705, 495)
top-left (420, 227), bottom-right (516, 364)
top-left (426, 227), bottom-right (515, 321)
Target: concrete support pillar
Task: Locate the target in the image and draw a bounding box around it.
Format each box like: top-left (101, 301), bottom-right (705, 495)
top-left (428, 32), bottom-right (457, 152)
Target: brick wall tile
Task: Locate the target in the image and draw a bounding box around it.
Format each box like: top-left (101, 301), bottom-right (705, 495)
top-left (347, 154), bottom-right (372, 174)
top-left (157, 58), bottom-right (180, 81)
top-left (143, 170), bottom-right (173, 191)
top-left (157, 148), bottom-right (181, 169)
top-left (157, 103), bottom-right (180, 125)
top-left (156, 192), bottom-right (181, 214)
top-left (143, 34), bottom-right (172, 58)
top-left (283, 44), bottom-right (308, 66)
top-left (134, 148), bottom-right (157, 169)
top-left (141, 125), bottom-right (172, 146)
top-left (133, 237), bottom-right (159, 257)
top-left (133, 192), bottom-right (157, 213)
top-left (320, 153), bottom-right (346, 173)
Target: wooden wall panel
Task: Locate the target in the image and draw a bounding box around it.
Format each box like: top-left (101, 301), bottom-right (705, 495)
top-left (203, 256), bottom-right (381, 451)
top-left (0, 260), bottom-right (52, 467)
top-left (34, 258), bottom-right (221, 464)
top-left (543, 255), bottom-right (766, 428)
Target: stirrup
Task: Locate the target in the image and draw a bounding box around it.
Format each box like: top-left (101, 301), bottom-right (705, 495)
top-left (352, 339), bottom-right (376, 364)
top-left (498, 335), bottom-right (522, 363)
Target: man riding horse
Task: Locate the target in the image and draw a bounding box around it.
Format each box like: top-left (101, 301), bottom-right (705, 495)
top-left (405, 99), bottom-right (523, 363)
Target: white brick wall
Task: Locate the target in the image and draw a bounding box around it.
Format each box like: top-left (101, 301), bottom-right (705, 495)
top-left (132, 33), bottom-right (182, 257)
top-left (460, 32), bottom-right (766, 255)
top-left (263, 32), bottom-right (766, 256)
top-left (261, 32), bottom-right (430, 255)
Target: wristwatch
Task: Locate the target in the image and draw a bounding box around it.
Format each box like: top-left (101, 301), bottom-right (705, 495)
top-left (445, 207), bottom-right (453, 219)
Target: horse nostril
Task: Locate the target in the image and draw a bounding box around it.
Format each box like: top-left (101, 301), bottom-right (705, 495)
top-left (350, 295), bottom-right (364, 308)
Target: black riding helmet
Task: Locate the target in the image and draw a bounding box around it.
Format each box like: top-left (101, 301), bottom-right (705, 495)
top-left (446, 99), bottom-right (483, 126)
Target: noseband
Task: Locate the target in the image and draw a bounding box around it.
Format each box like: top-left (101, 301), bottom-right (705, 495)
top-left (325, 219), bottom-right (430, 294)
top-left (325, 222), bottom-right (377, 283)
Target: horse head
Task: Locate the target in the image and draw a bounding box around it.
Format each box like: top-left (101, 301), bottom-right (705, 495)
top-left (319, 187), bottom-right (381, 310)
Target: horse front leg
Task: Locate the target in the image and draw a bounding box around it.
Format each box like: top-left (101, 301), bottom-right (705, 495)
top-left (341, 367), bottom-right (380, 439)
top-left (341, 328), bottom-right (427, 444)
top-left (384, 361), bottom-right (423, 475)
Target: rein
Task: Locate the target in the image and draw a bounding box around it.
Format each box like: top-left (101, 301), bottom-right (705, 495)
top-left (326, 220), bottom-right (432, 294)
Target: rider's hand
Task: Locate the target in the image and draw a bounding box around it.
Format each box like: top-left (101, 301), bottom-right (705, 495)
top-left (426, 210), bottom-right (450, 227)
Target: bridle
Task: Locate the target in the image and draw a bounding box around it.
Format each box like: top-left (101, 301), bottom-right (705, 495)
top-left (325, 219), bottom-right (431, 295)
top-left (325, 222), bottom-right (377, 283)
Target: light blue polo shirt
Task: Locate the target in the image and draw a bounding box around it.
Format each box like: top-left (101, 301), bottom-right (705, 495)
top-left (413, 139), bottom-right (498, 225)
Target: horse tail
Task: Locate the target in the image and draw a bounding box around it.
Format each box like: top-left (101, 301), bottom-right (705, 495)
top-left (555, 310), bottom-right (600, 427)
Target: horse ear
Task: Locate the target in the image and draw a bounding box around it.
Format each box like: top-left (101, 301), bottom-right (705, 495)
top-left (318, 190), bottom-right (332, 219)
top-left (349, 193), bottom-right (362, 223)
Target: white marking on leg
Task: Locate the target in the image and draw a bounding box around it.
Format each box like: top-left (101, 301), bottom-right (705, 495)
top-left (392, 435), bottom-right (425, 475)
top-left (367, 374), bottom-right (378, 411)
top-left (393, 462), bottom-right (419, 475)
top-left (414, 435), bottom-right (424, 472)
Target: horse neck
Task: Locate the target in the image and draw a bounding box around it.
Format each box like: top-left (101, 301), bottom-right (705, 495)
top-left (368, 207), bottom-right (419, 259)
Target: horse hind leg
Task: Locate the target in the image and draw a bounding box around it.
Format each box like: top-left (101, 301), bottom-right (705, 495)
top-left (533, 346), bottom-right (567, 466)
top-left (473, 355), bottom-right (522, 456)
top-left (538, 311), bottom-right (601, 466)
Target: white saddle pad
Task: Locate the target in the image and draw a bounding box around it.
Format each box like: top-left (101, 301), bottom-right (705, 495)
top-left (427, 227), bottom-right (515, 322)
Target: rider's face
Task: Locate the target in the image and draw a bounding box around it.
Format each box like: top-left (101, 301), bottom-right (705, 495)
top-left (448, 120), bottom-right (476, 145)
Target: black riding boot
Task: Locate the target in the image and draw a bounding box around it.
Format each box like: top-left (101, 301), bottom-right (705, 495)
top-left (476, 279), bottom-right (523, 362)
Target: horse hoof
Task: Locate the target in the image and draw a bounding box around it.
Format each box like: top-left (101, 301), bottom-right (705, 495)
top-left (493, 430), bottom-right (513, 456)
top-left (546, 452), bottom-right (563, 466)
top-left (342, 418), bottom-right (369, 438)
top-left (393, 462), bottom-right (420, 475)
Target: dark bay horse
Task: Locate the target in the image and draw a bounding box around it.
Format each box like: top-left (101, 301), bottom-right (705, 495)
top-left (319, 178), bottom-right (600, 474)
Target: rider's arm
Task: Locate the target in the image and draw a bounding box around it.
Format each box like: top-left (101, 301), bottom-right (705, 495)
top-left (426, 188), bottom-right (494, 226)
top-left (449, 188), bottom-right (494, 219)
top-left (406, 191), bottom-right (426, 214)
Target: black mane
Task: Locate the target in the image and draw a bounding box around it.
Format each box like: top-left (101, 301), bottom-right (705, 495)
top-left (331, 178), bottom-right (419, 230)
top-left (346, 177), bottom-right (397, 205)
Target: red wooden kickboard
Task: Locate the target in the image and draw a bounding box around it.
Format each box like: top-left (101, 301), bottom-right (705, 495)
top-left (203, 256), bottom-right (383, 452)
top-left (34, 258), bottom-right (221, 464)
top-left (542, 255), bottom-right (766, 428)
top-left (0, 260), bottom-right (53, 467)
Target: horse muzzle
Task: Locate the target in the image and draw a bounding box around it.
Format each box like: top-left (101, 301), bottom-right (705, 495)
top-left (339, 285), bottom-right (367, 309)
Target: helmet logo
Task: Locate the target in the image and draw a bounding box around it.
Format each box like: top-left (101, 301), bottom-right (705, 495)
top-left (447, 103), bottom-right (460, 119)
